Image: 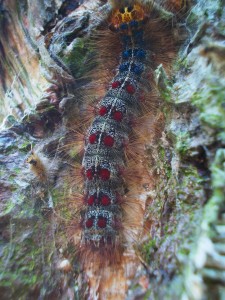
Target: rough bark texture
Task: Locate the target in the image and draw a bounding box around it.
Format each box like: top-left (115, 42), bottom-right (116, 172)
top-left (0, 0), bottom-right (225, 299)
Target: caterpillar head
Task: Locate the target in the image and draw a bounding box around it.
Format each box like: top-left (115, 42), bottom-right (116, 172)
top-left (109, 2), bottom-right (145, 30)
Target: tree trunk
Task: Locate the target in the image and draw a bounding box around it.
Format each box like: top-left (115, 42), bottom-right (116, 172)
top-left (0, 0), bottom-right (225, 299)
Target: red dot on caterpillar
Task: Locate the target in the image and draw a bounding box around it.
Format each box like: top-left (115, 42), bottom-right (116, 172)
top-left (112, 81), bottom-right (121, 89)
top-left (98, 168), bottom-right (110, 181)
top-left (103, 135), bottom-right (114, 147)
top-left (86, 218), bottom-right (94, 228)
top-left (89, 133), bottom-right (97, 144)
top-left (86, 169), bottom-right (94, 180)
top-left (99, 106), bottom-right (108, 116)
top-left (126, 84), bottom-right (136, 94)
top-left (97, 217), bottom-right (107, 228)
top-left (113, 111), bottom-right (123, 122)
top-left (87, 195), bottom-right (95, 205)
top-left (101, 195), bottom-right (111, 206)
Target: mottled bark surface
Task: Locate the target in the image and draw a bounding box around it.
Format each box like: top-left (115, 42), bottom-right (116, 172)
top-left (0, 0), bottom-right (225, 299)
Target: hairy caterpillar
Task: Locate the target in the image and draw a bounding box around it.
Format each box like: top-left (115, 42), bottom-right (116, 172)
top-left (26, 150), bottom-right (49, 181)
top-left (79, 2), bottom-right (154, 266)
top-left (26, 146), bottom-right (59, 183)
top-left (61, 0), bottom-right (185, 297)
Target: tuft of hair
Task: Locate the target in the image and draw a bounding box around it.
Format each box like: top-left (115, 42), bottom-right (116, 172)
top-left (26, 149), bottom-right (58, 184)
top-left (77, 239), bottom-right (124, 270)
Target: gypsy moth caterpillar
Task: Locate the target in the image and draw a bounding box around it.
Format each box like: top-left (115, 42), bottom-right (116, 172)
top-left (57, 0), bottom-right (188, 298)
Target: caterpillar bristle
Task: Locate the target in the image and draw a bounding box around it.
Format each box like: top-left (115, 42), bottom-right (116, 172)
top-left (78, 236), bottom-right (124, 267)
top-left (61, 163), bottom-right (84, 192)
top-left (26, 148), bottom-right (59, 184)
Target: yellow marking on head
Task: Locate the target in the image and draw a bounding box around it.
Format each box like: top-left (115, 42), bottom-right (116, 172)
top-left (110, 4), bottom-right (145, 28)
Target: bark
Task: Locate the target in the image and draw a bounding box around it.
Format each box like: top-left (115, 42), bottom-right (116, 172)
top-left (0, 0), bottom-right (225, 299)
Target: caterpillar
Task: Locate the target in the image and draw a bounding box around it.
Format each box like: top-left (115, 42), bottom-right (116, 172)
top-left (62, 0), bottom-right (185, 297)
top-left (80, 1), bottom-right (148, 261)
top-left (27, 150), bottom-right (48, 181)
